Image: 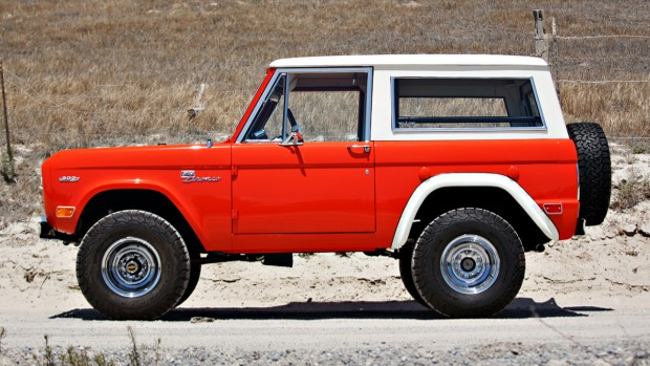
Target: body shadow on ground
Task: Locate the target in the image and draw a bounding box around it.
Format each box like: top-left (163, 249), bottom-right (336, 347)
top-left (51, 297), bottom-right (612, 321)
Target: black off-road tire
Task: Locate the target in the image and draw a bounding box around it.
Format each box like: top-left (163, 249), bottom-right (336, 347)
top-left (176, 258), bottom-right (201, 307)
top-left (398, 244), bottom-right (427, 307)
top-left (412, 208), bottom-right (525, 318)
top-left (76, 210), bottom-right (191, 320)
top-left (566, 122), bottom-right (611, 226)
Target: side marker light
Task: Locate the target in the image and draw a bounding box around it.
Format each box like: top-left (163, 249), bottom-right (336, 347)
top-left (56, 206), bottom-right (76, 218)
top-left (543, 203), bottom-right (563, 215)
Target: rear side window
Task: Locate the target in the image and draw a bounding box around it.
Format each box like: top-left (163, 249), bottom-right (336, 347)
top-left (393, 78), bottom-right (544, 130)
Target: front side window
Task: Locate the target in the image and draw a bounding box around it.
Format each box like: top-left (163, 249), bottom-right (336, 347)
top-left (393, 78), bottom-right (544, 130)
top-left (244, 70), bottom-right (370, 142)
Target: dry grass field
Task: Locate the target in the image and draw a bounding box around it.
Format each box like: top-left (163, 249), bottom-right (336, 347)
top-left (0, 0), bottom-right (648, 220)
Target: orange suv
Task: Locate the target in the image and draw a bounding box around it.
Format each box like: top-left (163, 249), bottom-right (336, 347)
top-left (40, 55), bottom-right (611, 320)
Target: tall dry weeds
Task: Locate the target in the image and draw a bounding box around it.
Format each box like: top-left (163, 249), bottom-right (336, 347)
top-left (0, 326), bottom-right (6, 356)
top-left (0, 0), bottom-right (648, 220)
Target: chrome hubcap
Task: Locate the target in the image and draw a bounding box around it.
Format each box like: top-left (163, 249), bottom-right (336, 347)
top-left (440, 234), bottom-right (500, 295)
top-left (101, 237), bottom-right (161, 298)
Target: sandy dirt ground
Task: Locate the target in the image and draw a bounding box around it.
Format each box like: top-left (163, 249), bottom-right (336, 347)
top-left (1, 225), bottom-right (648, 316)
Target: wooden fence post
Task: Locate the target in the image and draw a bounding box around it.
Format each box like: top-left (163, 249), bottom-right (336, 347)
top-left (550, 16), bottom-right (561, 95)
top-left (533, 9), bottom-right (549, 62)
top-left (0, 59), bottom-right (16, 182)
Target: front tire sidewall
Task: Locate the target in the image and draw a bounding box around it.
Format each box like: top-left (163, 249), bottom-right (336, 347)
top-left (413, 209), bottom-right (525, 318)
top-left (77, 211), bottom-right (190, 320)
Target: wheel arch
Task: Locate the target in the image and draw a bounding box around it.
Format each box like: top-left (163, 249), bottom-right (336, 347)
top-left (390, 173), bottom-right (559, 251)
top-left (76, 189), bottom-right (205, 254)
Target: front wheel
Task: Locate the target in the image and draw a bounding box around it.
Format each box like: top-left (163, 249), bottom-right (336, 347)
top-left (76, 210), bottom-right (191, 320)
top-left (175, 256), bottom-right (201, 307)
top-left (412, 208), bottom-right (525, 318)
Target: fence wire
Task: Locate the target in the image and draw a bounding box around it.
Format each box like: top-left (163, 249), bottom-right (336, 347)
top-left (546, 27), bottom-right (649, 85)
top-left (555, 35), bottom-right (650, 40)
top-left (559, 80), bottom-right (650, 84)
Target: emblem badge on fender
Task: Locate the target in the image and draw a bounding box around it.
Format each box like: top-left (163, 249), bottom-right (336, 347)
top-left (180, 170), bottom-right (221, 183)
top-left (58, 176), bottom-right (80, 182)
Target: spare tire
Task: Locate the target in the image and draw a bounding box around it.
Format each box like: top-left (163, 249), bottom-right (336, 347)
top-left (566, 123), bottom-right (611, 226)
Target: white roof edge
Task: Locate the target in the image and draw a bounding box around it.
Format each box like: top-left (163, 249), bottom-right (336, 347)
top-left (269, 54), bottom-right (548, 69)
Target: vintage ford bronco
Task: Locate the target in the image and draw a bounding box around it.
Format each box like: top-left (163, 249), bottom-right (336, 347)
top-left (40, 55), bottom-right (611, 320)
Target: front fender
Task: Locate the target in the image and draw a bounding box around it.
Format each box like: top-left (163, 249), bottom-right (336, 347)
top-left (49, 177), bottom-right (226, 251)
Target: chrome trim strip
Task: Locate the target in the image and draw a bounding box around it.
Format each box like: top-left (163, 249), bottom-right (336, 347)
top-left (282, 73), bottom-right (290, 140)
top-left (392, 127), bottom-right (549, 133)
top-left (528, 76), bottom-right (548, 129)
top-left (235, 71), bottom-right (282, 143)
top-left (236, 67), bottom-right (373, 143)
top-left (274, 67), bottom-right (374, 74)
top-left (363, 68), bottom-right (373, 142)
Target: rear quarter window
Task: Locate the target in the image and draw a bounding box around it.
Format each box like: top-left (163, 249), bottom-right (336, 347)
top-left (392, 78), bottom-right (544, 130)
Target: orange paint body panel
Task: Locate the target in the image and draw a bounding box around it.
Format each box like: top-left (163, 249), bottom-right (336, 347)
top-left (373, 139), bottom-right (579, 241)
top-left (232, 142), bottom-right (375, 235)
top-left (42, 143), bottom-right (233, 252)
top-left (232, 138), bottom-right (579, 252)
top-left (42, 137), bottom-right (580, 253)
top-left (230, 141), bottom-right (377, 253)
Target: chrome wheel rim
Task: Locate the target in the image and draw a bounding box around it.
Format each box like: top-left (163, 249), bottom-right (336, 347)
top-left (440, 234), bottom-right (500, 295)
top-left (101, 237), bottom-right (161, 298)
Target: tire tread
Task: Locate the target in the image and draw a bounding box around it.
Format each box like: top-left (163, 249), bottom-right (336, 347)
top-left (567, 122), bottom-right (611, 226)
top-left (76, 210), bottom-right (190, 320)
top-left (412, 208), bottom-right (525, 318)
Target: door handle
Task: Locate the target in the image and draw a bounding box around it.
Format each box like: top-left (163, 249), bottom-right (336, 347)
top-left (347, 145), bottom-right (371, 154)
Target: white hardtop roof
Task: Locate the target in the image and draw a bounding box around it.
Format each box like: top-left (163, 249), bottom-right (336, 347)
top-left (269, 54), bottom-right (548, 69)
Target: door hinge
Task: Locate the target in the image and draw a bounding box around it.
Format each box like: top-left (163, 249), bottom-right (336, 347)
top-left (231, 166), bottom-right (238, 178)
top-left (232, 209), bottom-right (239, 220)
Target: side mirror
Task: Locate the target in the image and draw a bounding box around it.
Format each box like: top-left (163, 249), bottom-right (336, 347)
top-left (280, 131), bottom-right (304, 147)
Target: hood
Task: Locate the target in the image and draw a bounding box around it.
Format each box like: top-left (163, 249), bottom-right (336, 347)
top-left (44, 143), bottom-right (232, 171)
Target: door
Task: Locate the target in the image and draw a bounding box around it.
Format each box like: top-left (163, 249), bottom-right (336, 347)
top-left (232, 69), bottom-right (375, 235)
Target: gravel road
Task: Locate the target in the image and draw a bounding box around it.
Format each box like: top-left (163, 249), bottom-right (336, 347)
top-left (1, 300), bottom-right (649, 365)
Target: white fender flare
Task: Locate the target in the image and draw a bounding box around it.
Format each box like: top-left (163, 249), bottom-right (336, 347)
top-left (390, 173), bottom-right (559, 249)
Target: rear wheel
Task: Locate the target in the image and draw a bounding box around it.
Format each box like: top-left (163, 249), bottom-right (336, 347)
top-left (398, 244), bottom-right (427, 307)
top-left (412, 208), bottom-right (525, 318)
top-left (76, 210), bottom-right (191, 320)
